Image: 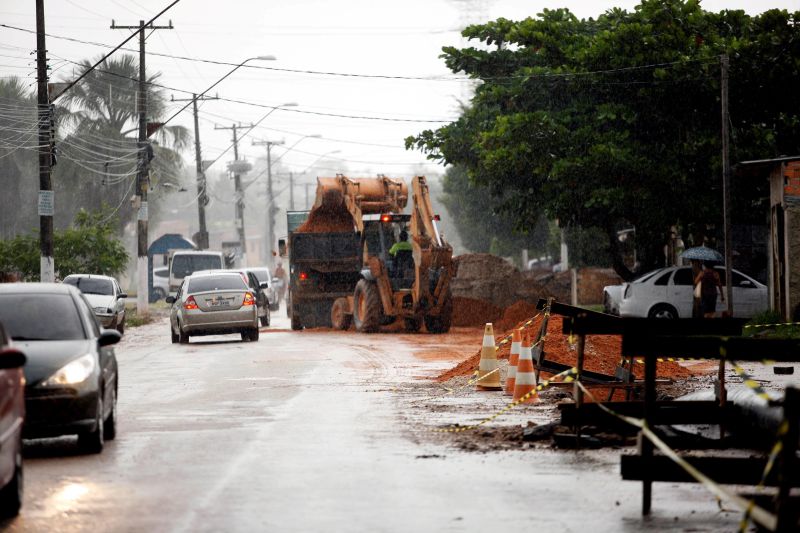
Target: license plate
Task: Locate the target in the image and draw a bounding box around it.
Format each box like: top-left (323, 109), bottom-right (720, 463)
top-left (208, 297), bottom-right (234, 307)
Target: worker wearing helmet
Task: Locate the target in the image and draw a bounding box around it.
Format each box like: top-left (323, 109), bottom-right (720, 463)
top-left (389, 230), bottom-right (412, 256)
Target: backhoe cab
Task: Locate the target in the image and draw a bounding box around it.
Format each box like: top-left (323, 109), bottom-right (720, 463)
top-left (331, 176), bottom-right (454, 334)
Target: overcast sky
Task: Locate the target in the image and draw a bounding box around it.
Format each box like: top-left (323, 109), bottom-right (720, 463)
top-left (1, 0), bottom-right (796, 183)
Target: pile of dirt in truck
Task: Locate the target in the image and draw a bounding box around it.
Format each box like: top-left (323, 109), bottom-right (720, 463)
top-left (295, 189), bottom-right (354, 233)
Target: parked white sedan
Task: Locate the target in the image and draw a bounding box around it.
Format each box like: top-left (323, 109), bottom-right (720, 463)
top-left (63, 274), bottom-right (128, 333)
top-left (617, 266), bottom-right (768, 319)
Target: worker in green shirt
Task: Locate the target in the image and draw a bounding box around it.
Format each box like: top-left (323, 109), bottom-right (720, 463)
top-left (389, 230), bottom-right (412, 256)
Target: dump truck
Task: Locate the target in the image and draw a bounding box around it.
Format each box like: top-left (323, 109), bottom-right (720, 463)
top-left (284, 174), bottom-right (454, 333)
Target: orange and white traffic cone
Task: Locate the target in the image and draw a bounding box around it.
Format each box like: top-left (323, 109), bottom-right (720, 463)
top-left (476, 323), bottom-right (501, 391)
top-left (504, 328), bottom-right (522, 396)
top-left (513, 331), bottom-right (539, 404)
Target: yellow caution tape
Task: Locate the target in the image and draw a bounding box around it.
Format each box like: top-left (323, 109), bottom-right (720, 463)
top-left (729, 361), bottom-right (772, 402)
top-left (632, 357), bottom-right (707, 364)
top-left (575, 381), bottom-right (778, 532)
top-left (738, 420), bottom-right (788, 532)
top-left (428, 366), bottom-right (577, 434)
top-left (744, 320), bottom-right (800, 329)
top-left (412, 308), bottom-right (549, 406)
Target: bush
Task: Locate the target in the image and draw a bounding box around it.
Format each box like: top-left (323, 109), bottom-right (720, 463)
top-left (745, 309), bottom-right (800, 339)
top-left (0, 207), bottom-right (128, 281)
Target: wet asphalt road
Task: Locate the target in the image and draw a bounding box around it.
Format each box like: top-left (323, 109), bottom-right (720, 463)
top-left (4, 307), bottom-right (743, 532)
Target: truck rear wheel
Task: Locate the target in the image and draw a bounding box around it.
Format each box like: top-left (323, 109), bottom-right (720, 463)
top-left (424, 291), bottom-right (453, 334)
top-left (353, 279), bottom-right (382, 333)
top-left (291, 312), bottom-right (303, 331)
top-left (331, 298), bottom-right (352, 330)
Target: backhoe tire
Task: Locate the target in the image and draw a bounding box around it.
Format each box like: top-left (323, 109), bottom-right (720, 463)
top-left (404, 317), bottom-right (422, 333)
top-left (353, 279), bottom-right (382, 333)
top-left (331, 298), bottom-right (352, 330)
top-left (424, 291), bottom-right (453, 334)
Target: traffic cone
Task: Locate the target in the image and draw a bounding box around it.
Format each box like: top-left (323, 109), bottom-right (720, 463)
top-left (504, 328), bottom-right (522, 396)
top-left (513, 331), bottom-right (539, 404)
top-left (476, 323), bottom-right (501, 391)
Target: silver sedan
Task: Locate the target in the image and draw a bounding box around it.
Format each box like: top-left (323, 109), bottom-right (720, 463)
top-left (167, 272), bottom-right (260, 343)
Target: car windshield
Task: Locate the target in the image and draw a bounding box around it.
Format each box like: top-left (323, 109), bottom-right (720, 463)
top-left (0, 293), bottom-right (86, 340)
top-left (172, 255), bottom-right (223, 278)
top-left (64, 277), bottom-right (113, 295)
top-left (187, 275), bottom-right (247, 294)
top-left (249, 269), bottom-right (271, 284)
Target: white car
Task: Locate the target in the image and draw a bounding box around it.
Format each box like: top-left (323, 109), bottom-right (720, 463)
top-left (602, 284), bottom-right (624, 315)
top-left (617, 266), bottom-right (768, 319)
top-left (62, 274), bottom-right (128, 333)
top-left (152, 266), bottom-right (170, 300)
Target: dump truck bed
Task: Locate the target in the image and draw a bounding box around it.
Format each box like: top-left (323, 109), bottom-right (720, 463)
top-left (289, 232), bottom-right (361, 272)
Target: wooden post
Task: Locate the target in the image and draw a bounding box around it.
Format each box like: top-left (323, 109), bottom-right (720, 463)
top-left (776, 387), bottom-right (799, 532)
top-left (642, 354), bottom-right (656, 515)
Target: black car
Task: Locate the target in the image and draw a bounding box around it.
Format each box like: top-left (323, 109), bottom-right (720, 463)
top-left (0, 283), bottom-right (120, 453)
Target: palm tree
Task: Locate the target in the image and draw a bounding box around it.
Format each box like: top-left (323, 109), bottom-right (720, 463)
top-left (54, 54), bottom-right (190, 232)
top-left (0, 78), bottom-right (38, 238)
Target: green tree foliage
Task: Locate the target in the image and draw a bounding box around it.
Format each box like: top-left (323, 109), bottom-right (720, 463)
top-left (0, 79), bottom-right (38, 238)
top-left (407, 0), bottom-right (800, 279)
top-left (440, 165), bottom-right (555, 260)
top-left (0, 208), bottom-right (129, 281)
top-left (53, 54), bottom-right (190, 232)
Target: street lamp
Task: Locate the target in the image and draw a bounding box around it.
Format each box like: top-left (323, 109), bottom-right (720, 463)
top-left (156, 55), bottom-right (276, 253)
top-left (297, 149), bottom-right (342, 175)
top-left (251, 132), bottom-right (322, 265)
top-left (204, 102), bottom-right (298, 173)
top-left (295, 150), bottom-right (343, 209)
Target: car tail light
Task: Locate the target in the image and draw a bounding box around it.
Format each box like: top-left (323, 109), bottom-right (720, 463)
top-left (380, 214), bottom-right (391, 222)
top-left (243, 292), bottom-right (256, 306)
top-left (299, 272), bottom-right (308, 281)
top-left (183, 295), bottom-right (199, 310)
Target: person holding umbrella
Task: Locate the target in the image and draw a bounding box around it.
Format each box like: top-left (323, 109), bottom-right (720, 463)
top-left (681, 246), bottom-right (725, 318)
top-left (695, 261), bottom-right (725, 318)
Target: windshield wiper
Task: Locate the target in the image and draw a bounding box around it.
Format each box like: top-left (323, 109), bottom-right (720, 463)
top-left (12, 336), bottom-right (46, 341)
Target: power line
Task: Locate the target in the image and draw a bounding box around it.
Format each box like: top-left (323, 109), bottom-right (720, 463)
top-left (46, 0), bottom-right (181, 104)
top-left (0, 23), bottom-right (466, 82)
top-left (196, 110), bottom-right (406, 149)
top-left (49, 55), bottom-right (455, 123)
top-left (0, 22), bottom-right (719, 83)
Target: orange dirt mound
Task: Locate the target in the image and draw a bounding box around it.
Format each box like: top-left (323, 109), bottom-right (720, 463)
top-left (451, 297), bottom-right (503, 327)
top-left (436, 314), bottom-right (695, 382)
top-left (295, 189), bottom-right (354, 233)
top-left (496, 300), bottom-right (539, 332)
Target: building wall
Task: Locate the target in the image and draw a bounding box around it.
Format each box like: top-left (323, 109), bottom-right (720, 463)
top-left (787, 201), bottom-right (800, 320)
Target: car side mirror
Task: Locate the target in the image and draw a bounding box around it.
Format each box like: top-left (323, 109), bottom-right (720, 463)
top-left (165, 296), bottom-right (176, 304)
top-left (118, 293), bottom-right (128, 299)
top-left (99, 329), bottom-right (122, 347)
top-left (259, 282), bottom-right (269, 289)
top-left (0, 348), bottom-right (26, 369)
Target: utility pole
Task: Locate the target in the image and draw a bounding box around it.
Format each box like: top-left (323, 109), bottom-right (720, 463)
top-left (289, 172), bottom-right (294, 211)
top-left (171, 93), bottom-right (218, 249)
top-left (721, 54), bottom-right (733, 316)
top-left (215, 124), bottom-right (251, 267)
top-left (36, 0), bottom-right (54, 282)
top-left (252, 139), bottom-right (283, 266)
top-left (112, 19), bottom-right (173, 318)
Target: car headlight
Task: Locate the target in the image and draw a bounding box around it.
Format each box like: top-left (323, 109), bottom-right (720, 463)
top-left (42, 353), bottom-right (96, 386)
